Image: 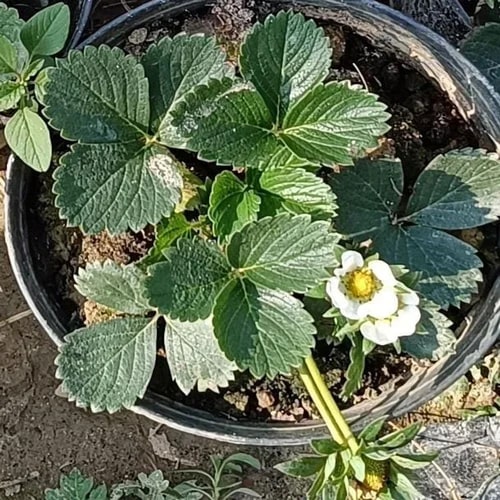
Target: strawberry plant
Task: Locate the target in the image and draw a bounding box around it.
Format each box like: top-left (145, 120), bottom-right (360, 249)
top-left (0, 2), bottom-right (70, 171)
top-left (17, 7), bottom-right (500, 499)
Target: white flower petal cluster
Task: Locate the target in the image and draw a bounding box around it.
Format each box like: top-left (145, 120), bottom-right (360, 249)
top-left (326, 250), bottom-right (421, 346)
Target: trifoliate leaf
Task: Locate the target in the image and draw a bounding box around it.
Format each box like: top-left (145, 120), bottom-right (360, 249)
top-left (0, 35), bottom-right (18, 73)
top-left (341, 334), bottom-right (365, 399)
top-left (213, 279), bottom-right (315, 378)
top-left (164, 316), bottom-right (236, 395)
top-left (227, 214), bottom-right (338, 293)
top-left (280, 82), bottom-right (391, 166)
top-left (168, 77), bottom-right (237, 148)
top-left (189, 88), bottom-right (280, 167)
top-left (0, 81), bottom-right (23, 111)
top-left (373, 224), bottom-right (482, 308)
top-left (43, 45), bottom-right (149, 143)
top-left (274, 456), bottom-right (326, 478)
top-left (240, 10), bottom-right (331, 123)
top-left (400, 300), bottom-right (455, 360)
top-left (5, 107), bottom-right (51, 172)
top-left (20, 2), bottom-right (70, 56)
top-left (405, 149), bottom-right (500, 229)
top-left (54, 143), bottom-right (182, 234)
top-left (258, 167), bottom-right (336, 218)
top-left (140, 213), bottom-right (193, 268)
top-left (462, 24), bottom-right (500, 93)
top-left (45, 469), bottom-right (107, 500)
top-left (141, 34), bottom-right (232, 141)
top-left (208, 171), bottom-right (261, 240)
top-left (56, 317), bottom-right (157, 412)
top-left (75, 261), bottom-right (150, 315)
top-left (330, 158), bottom-right (402, 239)
top-left (146, 238), bottom-right (231, 321)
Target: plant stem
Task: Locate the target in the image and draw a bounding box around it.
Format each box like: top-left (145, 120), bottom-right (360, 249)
top-left (299, 355), bottom-right (359, 454)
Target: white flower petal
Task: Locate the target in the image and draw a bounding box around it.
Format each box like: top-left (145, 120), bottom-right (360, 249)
top-left (397, 305), bottom-right (421, 326)
top-left (364, 288), bottom-right (399, 319)
top-left (341, 251), bottom-right (364, 272)
top-left (400, 291), bottom-right (419, 306)
top-left (390, 316), bottom-right (416, 337)
top-left (326, 277), bottom-right (349, 309)
top-left (341, 300), bottom-right (366, 320)
top-left (368, 260), bottom-right (397, 286)
top-left (361, 319), bottom-right (399, 345)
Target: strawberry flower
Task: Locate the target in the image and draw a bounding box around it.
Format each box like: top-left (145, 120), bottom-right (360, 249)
top-left (326, 250), bottom-right (421, 345)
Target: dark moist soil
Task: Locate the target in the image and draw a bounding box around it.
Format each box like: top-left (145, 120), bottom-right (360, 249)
top-left (28, 0), bottom-right (499, 424)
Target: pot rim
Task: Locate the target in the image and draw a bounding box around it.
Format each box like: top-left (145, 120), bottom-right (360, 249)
top-left (5, 0), bottom-right (500, 446)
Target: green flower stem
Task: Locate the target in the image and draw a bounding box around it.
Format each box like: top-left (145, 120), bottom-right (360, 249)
top-left (299, 355), bottom-right (359, 454)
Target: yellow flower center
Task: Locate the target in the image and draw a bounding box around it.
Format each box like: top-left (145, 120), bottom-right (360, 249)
top-left (343, 268), bottom-right (380, 302)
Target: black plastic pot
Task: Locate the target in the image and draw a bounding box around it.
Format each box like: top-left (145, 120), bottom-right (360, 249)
top-left (5, 0), bottom-right (500, 446)
top-left (7, 0), bottom-right (93, 49)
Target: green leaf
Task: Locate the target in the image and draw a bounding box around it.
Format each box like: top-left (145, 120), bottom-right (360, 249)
top-left (54, 143), bottom-right (182, 234)
top-left (240, 10), bottom-right (331, 122)
top-left (377, 423), bottom-right (421, 449)
top-left (189, 88), bottom-right (279, 167)
top-left (258, 167), bottom-right (336, 218)
top-left (21, 2), bottom-right (70, 56)
top-left (388, 466), bottom-right (423, 499)
top-left (208, 171), bottom-right (261, 240)
top-left (43, 45), bottom-right (149, 143)
top-left (280, 82), bottom-right (390, 165)
top-left (141, 34), bottom-right (232, 140)
top-left (146, 238), bottom-right (231, 321)
top-left (350, 455), bottom-right (366, 482)
top-left (0, 35), bottom-right (18, 73)
top-left (5, 107), bottom-right (51, 172)
top-left (0, 3), bottom-right (27, 68)
top-left (0, 81), bottom-right (23, 111)
top-left (168, 77), bottom-right (237, 148)
top-left (462, 24), bottom-right (500, 94)
top-left (341, 335), bottom-right (365, 399)
top-left (214, 279), bottom-right (315, 377)
top-left (140, 214), bottom-right (193, 268)
top-left (221, 452), bottom-right (261, 471)
top-left (372, 224), bottom-right (482, 307)
top-left (56, 317), bottom-right (157, 413)
top-left (164, 316), bottom-right (236, 395)
top-left (275, 456), bottom-right (326, 478)
top-left (75, 261), bottom-right (150, 315)
top-left (358, 416), bottom-right (387, 442)
top-left (227, 214), bottom-right (338, 293)
top-left (405, 149), bottom-right (500, 229)
top-left (390, 452), bottom-right (438, 470)
top-left (310, 439), bottom-right (343, 456)
top-left (45, 469), bottom-right (107, 500)
top-left (258, 144), bottom-right (318, 170)
top-left (400, 301), bottom-right (455, 360)
top-left (330, 158), bottom-right (402, 239)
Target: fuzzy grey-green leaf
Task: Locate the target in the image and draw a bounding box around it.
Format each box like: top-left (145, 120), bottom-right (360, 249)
top-left (213, 279), bottom-right (315, 378)
top-left (142, 34), bottom-right (232, 139)
top-left (280, 82), bottom-right (390, 165)
top-left (0, 3), bottom-right (27, 68)
top-left (227, 214), bottom-right (338, 293)
top-left (43, 45), bottom-right (149, 143)
top-left (240, 10), bottom-right (331, 122)
top-left (5, 107), bottom-right (51, 172)
top-left (146, 238), bottom-right (231, 321)
top-left (75, 261), bottom-right (150, 315)
top-left (56, 317), bottom-right (157, 413)
top-left (405, 149), bottom-right (500, 229)
top-left (54, 143), bottom-right (182, 234)
top-left (164, 316), bottom-right (237, 395)
top-left (209, 171), bottom-right (261, 240)
top-left (44, 469), bottom-right (107, 500)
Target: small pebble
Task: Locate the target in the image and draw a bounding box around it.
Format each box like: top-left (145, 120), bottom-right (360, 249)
top-left (128, 28), bottom-right (148, 45)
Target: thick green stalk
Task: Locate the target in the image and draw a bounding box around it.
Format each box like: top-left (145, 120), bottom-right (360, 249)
top-left (299, 355), bottom-right (359, 454)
